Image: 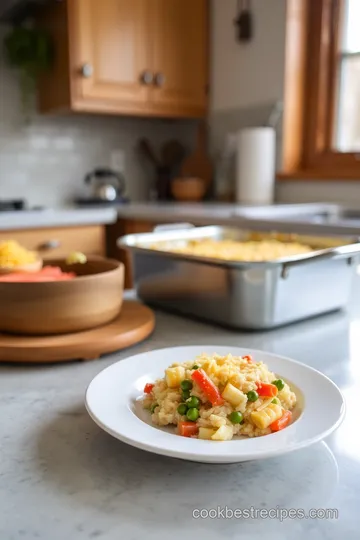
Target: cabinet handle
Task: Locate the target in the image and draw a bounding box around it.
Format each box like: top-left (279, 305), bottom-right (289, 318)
top-left (154, 72), bottom-right (166, 87)
top-left (38, 240), bottom-right (62, 251)
top-left (81, 63), bottom-right (93, 78)
top-left (140, 70), bottom-right (154, 85)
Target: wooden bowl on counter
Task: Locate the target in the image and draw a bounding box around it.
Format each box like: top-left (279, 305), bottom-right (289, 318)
top-left (0, 257), bottom-right (124, 335)
top-left (171, 177), bottom-right (207, 202)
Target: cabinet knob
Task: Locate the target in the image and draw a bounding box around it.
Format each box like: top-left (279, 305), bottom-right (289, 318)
top-left (140, 70), bottom-right (154, 85)
top-left (81, 63), bottom-right (93, 78)
top-left (154, 72), bottom-right (166, 87)
top-left (38, 239), bottom-right (62, 251)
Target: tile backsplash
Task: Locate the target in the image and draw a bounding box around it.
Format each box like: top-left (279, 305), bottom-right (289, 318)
top-left (0, 24), bottom-right (195, 208)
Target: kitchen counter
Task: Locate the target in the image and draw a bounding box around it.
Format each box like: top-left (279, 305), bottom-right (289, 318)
top-left (116, 202), bottom-right (360, 236)
top-left (116, 202), bottom-right (316, 224)
top-left (1, 284), bottom-right (360, 540)
top-left (0, 208), bottom-right (117, 231)
top-left (116, 202), bottom-right (245, 222)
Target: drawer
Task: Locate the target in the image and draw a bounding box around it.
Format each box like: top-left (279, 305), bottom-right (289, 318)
top-left (0, 225), bottom-right (105, 258)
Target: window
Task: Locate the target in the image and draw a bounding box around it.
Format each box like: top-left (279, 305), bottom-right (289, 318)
top-left (336, 0), bottom-right (360, 151)
top-left (281, 0), bottom-right (360, 179)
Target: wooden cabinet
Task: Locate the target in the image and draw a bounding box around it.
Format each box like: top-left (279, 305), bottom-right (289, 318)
top-left (0, 226), bottom-right (106, 259)
top-left (38, 0), bottom-right (208, 118)
top-left (73, 0), bottom-right (152, 107)
top-left (151, 0), bottom-right (208, 115)
top-left (107, 218), bottom-right (158, 289)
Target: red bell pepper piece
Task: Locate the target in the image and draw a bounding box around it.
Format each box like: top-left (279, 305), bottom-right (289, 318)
top-left (144, 383), bottom-right (154, 394)
top-left (191, 369), bottom-right (224, 406)
top-left (256, 382), bottom-right (278, 398)
top-left (178, 421), bottom-right (199, 437)
top-left (243, 355), bottom-right (253, 363)
top-left (270, 410), bottom-right (292, 432)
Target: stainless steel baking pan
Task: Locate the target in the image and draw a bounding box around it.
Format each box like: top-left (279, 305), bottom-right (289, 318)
top-left (118, 224), bottom-right (360, 330)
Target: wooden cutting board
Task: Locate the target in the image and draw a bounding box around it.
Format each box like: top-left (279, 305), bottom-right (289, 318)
top-left (0, 301), bottom-right (155, 364)
top-left (181, 122), bottom-right (212, 188)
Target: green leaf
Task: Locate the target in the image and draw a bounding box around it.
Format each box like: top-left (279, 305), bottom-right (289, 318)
top-left (3, 25), bottom-right (53, 120)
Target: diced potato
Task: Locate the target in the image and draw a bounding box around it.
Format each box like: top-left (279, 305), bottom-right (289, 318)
top-left (211, 425), bottom-right (233, 441)
top-left (209, 414), bottom-right (227, 428)
top-left (222, 383), bottom-right (247, 408)
top-left (250, 403), bottom-right (282, 429)
top-left (198, 427), bottom-right (216, 440)
top-left (165, 366), bottom-right (185, 388)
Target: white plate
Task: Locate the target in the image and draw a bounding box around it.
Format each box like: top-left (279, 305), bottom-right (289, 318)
top-left (85, 346), bottom-right (345, 463)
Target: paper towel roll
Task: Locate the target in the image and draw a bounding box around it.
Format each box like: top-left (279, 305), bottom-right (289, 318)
top-left (236, 127), bottom-right (276, 205)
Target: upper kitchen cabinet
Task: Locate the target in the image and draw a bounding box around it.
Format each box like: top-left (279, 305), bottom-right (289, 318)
top-left (72, 0), bottom-right (152, 109)
top-left (151, 0), bottom-right (208, 116)
top-left (37, 0), bottom-right (208, 119)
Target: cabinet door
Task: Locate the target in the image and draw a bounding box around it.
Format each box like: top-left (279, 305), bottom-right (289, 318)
top-left (151, 0), bottom-right (208, 117)
top-left (72, 0), bottom-right (152, 107)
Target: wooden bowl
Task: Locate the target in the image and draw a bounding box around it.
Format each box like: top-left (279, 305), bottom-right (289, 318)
top-left (171, 177), bottom-right (207, 202)
top-left (0, 257), bottom-right (124, 335)
top-left (0, 259), bottom-right (43, 275)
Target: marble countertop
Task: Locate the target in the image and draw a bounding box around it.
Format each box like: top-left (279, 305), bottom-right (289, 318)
top-left (3, 202), bottom-right (360, 236)
top-left (115, 202), bottom-right (326, 224)
top-left (1, 282), bottom-right (360, 540)
top-left (0, 208), bottom-right (118, 231)
top-left (116, 202), bottom-right (360, 235)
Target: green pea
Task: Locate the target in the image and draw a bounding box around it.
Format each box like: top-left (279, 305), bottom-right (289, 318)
top-left (177, 403), bottom-right (188, 415)
top-left (272, 379), bottom-right (285, 391)
top-left (186, 408), bottom-right (199, 422)
top-left (192, 365), bottom-right (199, 370)
top-left (247, 390), bottom-right (259, 402)
top-left (272, 397), bottom-right (281, 405)
top-left (186, 396), bottom-right (201, 409)
top-left (182, 390), bottom-right (191, 401)
top-left (180, 380), bottom-right (193, 391)
top-left (150, 403), bottom-right (158, 414)
top-left (228, 411), bottom-right (244, 424)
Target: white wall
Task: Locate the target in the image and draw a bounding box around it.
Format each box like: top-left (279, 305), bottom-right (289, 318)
top-left (0, 24), bottom-right (195, 208)
top-left (211, 0), bottom-right (360, 205)
top-left (211, 0), bottom-right (286, 112)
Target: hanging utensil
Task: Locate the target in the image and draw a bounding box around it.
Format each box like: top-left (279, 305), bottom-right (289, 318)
top-left (234, 0), bottom-right (253, 42)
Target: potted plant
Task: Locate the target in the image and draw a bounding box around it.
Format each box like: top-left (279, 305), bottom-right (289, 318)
top-left (3, 25), bottom-right (53, 120)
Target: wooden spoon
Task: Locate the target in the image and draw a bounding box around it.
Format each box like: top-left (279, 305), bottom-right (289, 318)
top-left (181, 122), bottom-right (212, 189)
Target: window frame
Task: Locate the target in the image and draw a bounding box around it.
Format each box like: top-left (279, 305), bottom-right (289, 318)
top-left (280, 0), bottom-right (360, 180)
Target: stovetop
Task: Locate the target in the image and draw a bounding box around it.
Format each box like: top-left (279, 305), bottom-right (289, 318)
top-left (0, 200), bottom-right (26, 212)
top-left (74, 197), bottom-right (129, 207)
top-left (0, 200), bottom-right (47, 212)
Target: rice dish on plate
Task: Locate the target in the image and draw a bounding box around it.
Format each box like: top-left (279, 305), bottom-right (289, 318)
top-left (142, 353), bottom-right (297, 441)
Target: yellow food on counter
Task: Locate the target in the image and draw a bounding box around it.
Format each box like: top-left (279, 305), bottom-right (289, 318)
top-left (66, 251), bottom-right (87, 265)
top-left (0, 241), bottom-right (38, 268)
